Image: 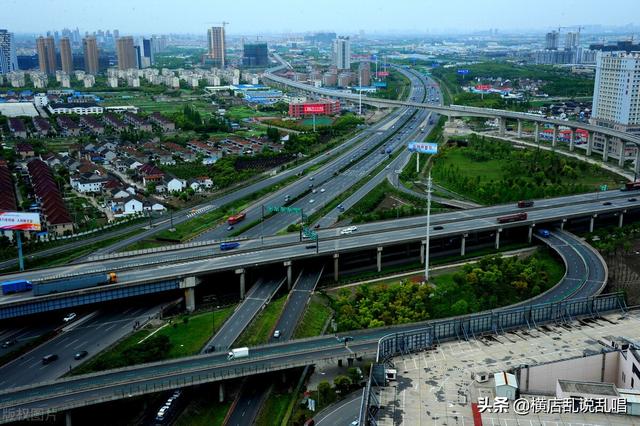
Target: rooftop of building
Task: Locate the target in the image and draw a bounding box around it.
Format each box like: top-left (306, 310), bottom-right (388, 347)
top-left (558, 379), bottom-right (619, 396)
top-left (377, 310), bottom-right (640, 426)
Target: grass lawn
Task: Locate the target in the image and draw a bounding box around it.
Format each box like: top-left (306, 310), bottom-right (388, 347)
top-left (174, 395), bottom-right (230, 426)
top-left (301, 116), bottom-right (333, 126)
top-left (439, 148), bottom-right (506, 182)
top-left (235, 295), bottom-right (287, 347)
top-left (255, 391), bottom-right (292, 426)
top-left (71, 306), bottom-right (236, 375)
top-left (293, 295), bottom-right (332, 339)
top-left (119, 238), bottom-right (173, 252)
top-left (226, 106), bottom-right (274, 121)
top-left (155, 209), bottom-right (227, 242)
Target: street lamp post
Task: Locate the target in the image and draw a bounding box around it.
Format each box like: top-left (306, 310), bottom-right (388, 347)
top-left (425, 171), bottom-right (433, 283)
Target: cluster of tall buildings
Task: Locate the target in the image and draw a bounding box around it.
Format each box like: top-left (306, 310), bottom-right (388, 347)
top-left (535, 30), bottom-right (597, 65)
top-left (0, 29), bottom-right (18, 74)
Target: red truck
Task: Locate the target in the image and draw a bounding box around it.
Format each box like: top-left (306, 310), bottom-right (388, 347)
top-left (497, 212), bottom-right (528, 224)
top-left (624, 181), bottom-right (640, 191)
top-left (227, 212), bottom-right (246, 225)
top-left (517, 200), bottom-right (534, 208)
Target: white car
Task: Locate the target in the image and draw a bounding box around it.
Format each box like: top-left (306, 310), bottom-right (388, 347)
top-left (340, 228), bottom-right (353, 235)
top-left (63, 313), bottom-right (77, 323)
top-left (348, 226), bottom-right (358, 232)
top-left (320, 188), bottom-right (326, 193)
top-left (273, 330), bottom-right (281, 338)
top-left (309, 199), bottom-right (315, 204)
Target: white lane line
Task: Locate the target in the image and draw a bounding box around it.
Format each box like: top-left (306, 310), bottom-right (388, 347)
top-left (63, 338), bottom-right (80, 349)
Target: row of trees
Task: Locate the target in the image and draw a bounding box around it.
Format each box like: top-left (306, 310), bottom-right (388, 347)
top-left (173, 104), bottom-right (231, 133)
top-left (331, 253), bottom-right (557, 331)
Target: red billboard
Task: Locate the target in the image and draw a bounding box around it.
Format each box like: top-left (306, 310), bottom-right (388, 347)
top-left (0, 211), bottom-right (41, 231)
top-left (377, 71), bottom-right (390, 77)
top-left (303, 104), bottom-right (326, 114)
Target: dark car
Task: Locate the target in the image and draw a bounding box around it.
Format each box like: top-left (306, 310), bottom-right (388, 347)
top-left (227, 225), bottom-right (234, 231)
top-left (305, 244), bottom-right (317, 249)
top-left (74, 350), bottom-right (88, 360)
top-left (629, 198), bottom-right (638, 202)
top-left (603, 201), bottom-right (612, 206)
top-left (42, 354), bottom-right (58, 365)
top-left (433, 225), bottom-right (444, 230)
top-left (1, 339), bottom-right (16, 348)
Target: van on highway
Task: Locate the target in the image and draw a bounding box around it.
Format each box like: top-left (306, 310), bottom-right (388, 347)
top-left (42, 354), bottom-right (58, 365)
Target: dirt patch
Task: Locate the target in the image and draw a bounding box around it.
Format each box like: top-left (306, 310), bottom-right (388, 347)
top-left (602, 239), bottom-right (640, 305)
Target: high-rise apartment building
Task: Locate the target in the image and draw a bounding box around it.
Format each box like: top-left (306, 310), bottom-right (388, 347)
top-left (207, 26), bottom-right (226, 68)
top-left (565, 32), bottom-right (580, 50)
top-left (0, 29), bottom-right (18, 74)
top-left (116, 36), bottom-right (137, 70)
top-left (83, 36), bottom-right (99, 74)
top-left (59, 37), bottom-right (73, 74)
top-left (358, 61), bottom-right (371, 86)
top-left (137, 38), bottom-right (155, 68)
top-left (242, 43), bottom-right (268, 67)
top-left (333, 36), bottom-right (351, 70)
top-left (36, 36), bottom-right (57, 74)
top-left (545, 31), bottom-right (559, 50)
top-left (591, 51), bottom-right (640, 163)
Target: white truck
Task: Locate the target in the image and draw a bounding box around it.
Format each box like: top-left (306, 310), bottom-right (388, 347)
top-left (227, 347), bottom-right (249, 360)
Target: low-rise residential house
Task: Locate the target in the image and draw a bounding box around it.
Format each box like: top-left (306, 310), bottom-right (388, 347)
top-left (123, 112), bottom-right (152, 132)
top-left (167, 177), bottom-right (186, 192)
top-left (47, 102), bottom-right (103, 115)
top-left (15, 143), bottom-right (34, 158)
top-left (80, 116), bottom-right (105, 135)
top-left (111, 195), bottom-right (145, 216)
top-left (56, 116), bottom-right (81, 136)
top-left (162, 142), bottom-right (196, 162)
top-left (70, 173), bottom-right (110, 193)
top-left (98, 149), bottom-right (117, 163)
top-left (188, 180), bottom-right (201, 192)
top-left (32, 117), bottom-right (53, 136)
top-left (149, 112), bottom-right (175, 132)
top-left (41, 152), bottom-right (61, 167)
top-left (110, 188), bottom-right (131, 199)
top-left (151, 203), bottom-right (166, 212)
top-left (103, 113), bottom-right (127, 132)
top-left (8, 118), bottom-right (27, 139)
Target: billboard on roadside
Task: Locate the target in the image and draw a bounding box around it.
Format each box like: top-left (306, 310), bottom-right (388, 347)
top-left (303, 104), bottom-right (326, 114)
top-left (408, 142), bottom-right (438, 155)
top-left (0, 211), bottom-right (41, 231)
top-left (376, 71), bottom-right (390, 77)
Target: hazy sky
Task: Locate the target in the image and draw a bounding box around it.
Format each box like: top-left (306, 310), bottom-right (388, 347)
top-left (6, 0), bottom-right (637, 35)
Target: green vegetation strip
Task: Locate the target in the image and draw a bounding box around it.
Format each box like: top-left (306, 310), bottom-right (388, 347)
top-left (235, 296), bottom-right (287, 347)
top-left (175, 395), bottom-right (231, 426)
top-left (255, 391), bottom-right (292, 426)
top-left (71, 306), bottom-right (235, 375)
top-left (293, 295), bottom-right (333, 339)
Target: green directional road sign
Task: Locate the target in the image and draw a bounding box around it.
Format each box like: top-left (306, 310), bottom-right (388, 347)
top-left (267, 206), bottom-right (302, 214)
top-left (600, 184), bottom-right (608, 192)
top-left (302, 227), bottom-right (318, 240)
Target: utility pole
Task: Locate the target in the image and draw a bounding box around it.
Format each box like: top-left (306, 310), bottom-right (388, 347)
top-left (425, 171), bottom-right (433, 283)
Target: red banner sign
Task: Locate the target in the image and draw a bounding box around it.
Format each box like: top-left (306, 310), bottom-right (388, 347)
top-left (303, 104), bottom-right (326, 114)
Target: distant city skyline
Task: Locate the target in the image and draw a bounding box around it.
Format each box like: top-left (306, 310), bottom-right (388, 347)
top-left (4, 0), bottom-right (639, 35)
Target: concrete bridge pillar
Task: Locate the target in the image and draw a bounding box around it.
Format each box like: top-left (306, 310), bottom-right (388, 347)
top-left (284, 261), bottom-right (292, 290)
top-left (235, 269), bottom-right (246, 299)
top-left (587, 132), bottom-right (594, 156)
top-left (499, 117), bottom-right (506, 137)
top-left (618, 142), bottom-right (626, 168)
top-left (333, 253), bottom-right (340, 282)
top-left (460, 234), bottom-right (467, 256)
top-left (619, 211), bottom-right (625, 228)
top-left (560, 219), bottom-right (567, 230)
top-left (590, 215), bottom-right (597, 233)
top-left (552, 125), bottom-right (558, 149)
top-left (569, 130), bottom-right (575, 152)
top-left (219, 383), bottom-right (225, 402)
top-left (448, 115), bottom-right (454, 124)
top-left (65, 412), bottom-right (72, 426)
top-left (534, 122), bottom-right (540, 144)
top-left (517, 120), bottom-right (523, 138)
top-left (495, 229), bottom-right (502, 250)
top-left (603, 137), bottom-right (609, 162)
top-left (636, 149), bottom-right (640, 175)
top-left (184, 288), bottom-right (196, 312)
top-left (527, 225), bottom-right (534, 244)
top-left (376, 247), bottom-right (383, 272)
top-left (420, 242), bottom-right (425, 264)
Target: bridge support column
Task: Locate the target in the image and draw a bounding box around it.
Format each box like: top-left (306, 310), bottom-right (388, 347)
top-left (219, 383), bottom-right (225, 402)
top-left (619, 212), bottom-right (625, 228)
top-left (420, 242), bottom-right (425, 264)
top-left (636, 149), bottom-right (640, 175)
top-left (527, 225), bottom-right (534, 244)
top-left (517, 120), bottom-right (523, 138)
top-left (65, 412), bottom-right (72, 426)
top-left (569, 130), bottom-right (575, 152)
top-left (333, 253), bottom-right (340, 282)
top-left (587, 132), bottom-right (594, 156)
top-left (235, 268), bottom-right (246, 299)
top-left (376, 247), bottom-right (383, 272)
top-left (619, 142), bottom-right (626, 168)
top-left (603, 137), bottom-right (609, 162)
top-left (560, 219), bottom-right (567, 230)
top-left (448, 115), bottom-right (454, 124)
top-left (184, 288), bottom-right (195, 312)
top-left (498, 118), bottom-right (506, 137)
top-left (590, 215), bottom-right (596, 233)
top-left (284, 261), bottom-right (292, 290)
top-left (461, 234), bottom-right (467, 256)
top-left (552, 125), bottom-right (558, 149)
top-left (495, 229), bottom-right (502, 250)
top-left (534, 123), bottom-right (540, 143)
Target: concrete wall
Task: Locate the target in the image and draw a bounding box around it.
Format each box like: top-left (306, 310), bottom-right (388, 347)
top-left (617, 350), bottom-right (640, 390)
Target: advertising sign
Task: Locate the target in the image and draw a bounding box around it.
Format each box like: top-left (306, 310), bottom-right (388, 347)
top-left (0, 211), bottom-right (41, 231)
top-left (408, 142), bottom-right (438, 155)
top-left (303, 104), bottom-right (326, 114)
top-left (376, 71), bottom-right (390, 77)
top-left (457, 69), bottom-right (470, 75)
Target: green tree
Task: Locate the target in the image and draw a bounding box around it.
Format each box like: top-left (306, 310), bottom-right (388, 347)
top-left (317, 381), bottom-right (335, 405)
top-left (333, 375), bottom-right (352, 395)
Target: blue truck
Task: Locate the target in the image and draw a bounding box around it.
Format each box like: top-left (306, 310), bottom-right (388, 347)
top-left (220, 242), bottom-right (240, 251)
top-left (537, 229), bottom-right (551, 238)
top-left (32, 272), bottom-right (118, 296)
top-left (1, 280), bottom-right (33, 295)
